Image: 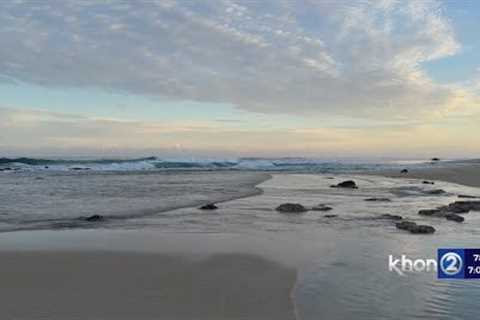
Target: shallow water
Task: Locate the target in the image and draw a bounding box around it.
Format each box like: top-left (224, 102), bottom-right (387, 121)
top-left (1, 171), bottom-right (480, 319)
top-left (0, 171), bottom-right (269, 232)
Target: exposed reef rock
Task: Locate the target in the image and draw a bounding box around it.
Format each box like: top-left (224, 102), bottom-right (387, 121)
top-left (199, 203), bottom-right (219, 210)
top-left (330, 180), bottom-right (358, 189)
top-left (276, 203), bottom-right (308, 213)
top-left (395, 221), bottom-right (435, 234)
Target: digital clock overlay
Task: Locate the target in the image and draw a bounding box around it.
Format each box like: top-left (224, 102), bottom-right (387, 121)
top-left (438, 249), bottom-right (480, 279)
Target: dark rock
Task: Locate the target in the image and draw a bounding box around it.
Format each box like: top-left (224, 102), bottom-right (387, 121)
top-left (330, 180), bottom-right (358, 189)
top-left (380, 214), bottom-right (403, 220)
top-left (365, 198), bottom-right (391, 202)
top-left (431, 158), bottom-right (440, 161)
top-left (418, 208), bottom-right (465, 222)
top-left (418, 209), bottom-right (444, 217)
top-left (458, 195), bottom-right (479, 199)
top-left (419, 201), bottom-right (478, 219)
top-left (276, 203), bottom-right (308, 213)
top-left (439, 205), bottom-right (469, 214)
top-left (410, 225), bottom-right (436, 234)
top-left (445, 214), bottom-right (465, 223)
top-left (0, 167), bottom-right (12, 171)
top-left (70, 167), bottom-right (91, 171)
top-left (324, 214), bottom-right (338, 218)
top-left (444, 201), bottom-right (480, 213)
top-left (83, 215), bottom-right (104, 222)
top-left (199, 203), bottom-right (218, 210)
top-left (395, 221), bottom-right (435, 234)
top-left (422, 181), bottom-right (435, 185)
top-left (401, 169), bottom-right (409, 174)
top-left (424, 189), bottom-right (446, 195)
top-left (395, 221), bottom-right (417, 231)
top-left (311, 204), bottom-right (333, 211)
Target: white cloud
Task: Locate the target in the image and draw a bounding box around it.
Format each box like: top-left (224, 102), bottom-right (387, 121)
top-left (0, 0), bottom-right (471, 119)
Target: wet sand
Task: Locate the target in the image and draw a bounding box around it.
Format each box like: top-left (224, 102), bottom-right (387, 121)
top-left (0, 250), bottom-right (297, 320)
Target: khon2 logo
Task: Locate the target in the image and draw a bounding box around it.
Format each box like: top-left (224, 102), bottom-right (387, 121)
top-left (438, 249), bottom-right (464, 279)
top-left (438, 248), bottom-right (480, 279)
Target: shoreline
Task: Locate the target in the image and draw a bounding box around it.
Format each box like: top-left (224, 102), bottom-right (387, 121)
top-left (372, 161), bottom-right (480, 188)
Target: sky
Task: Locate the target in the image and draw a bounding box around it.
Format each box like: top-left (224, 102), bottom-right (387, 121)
top-left (0, 0), bottom-right (479, 159)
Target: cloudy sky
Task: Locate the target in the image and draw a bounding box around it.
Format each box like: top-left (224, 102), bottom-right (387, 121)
top-left (1, 0), bottom-right (479, 158)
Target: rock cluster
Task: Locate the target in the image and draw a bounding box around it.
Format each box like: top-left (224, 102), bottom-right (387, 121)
top-left (418, 200), bottom-right (480, 223)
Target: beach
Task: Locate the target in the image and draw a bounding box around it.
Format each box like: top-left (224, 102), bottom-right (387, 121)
top-left (378, 160), bottom-right (480, 188)
top-left (1, 161), bottom-right (480, 319)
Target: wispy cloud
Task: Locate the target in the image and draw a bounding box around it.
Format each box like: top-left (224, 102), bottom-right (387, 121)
top-left (0, 0), bottom-right (473, 120)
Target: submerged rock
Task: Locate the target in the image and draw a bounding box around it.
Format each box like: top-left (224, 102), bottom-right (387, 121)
top-left (458, 195), bottom-right (479, 199)
top-left (445, 214), bottom-right (465, 223)
top-left (418, 209), bottom-right (444, 217)
top-left (83, 215), bottom-right (104, 222)
top-left (395, 221), bottom-right (435, 234)
top-left (330, 180), bottom-right (358, 189)
top-left (70, 167), bottom-right (91, 171)
top-left (199, 203), bottom-right (218, 210)
top-left (276, 203), bottom-right (308, 213)
top-left (380, 214), bottom-right (403, 220)
top-left (424, 189), bottom-right (446, 195)
top-left (311, 204), bottom-right (333, 211)
top-left (365, 198), bottom-right (391, 202)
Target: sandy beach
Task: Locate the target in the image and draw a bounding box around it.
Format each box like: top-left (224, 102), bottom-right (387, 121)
top-left (378, 160), bottom-right (480, 188)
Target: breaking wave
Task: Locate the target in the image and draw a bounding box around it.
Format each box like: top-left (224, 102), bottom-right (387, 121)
top-left (0, 156), bottom-right (437, 173)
